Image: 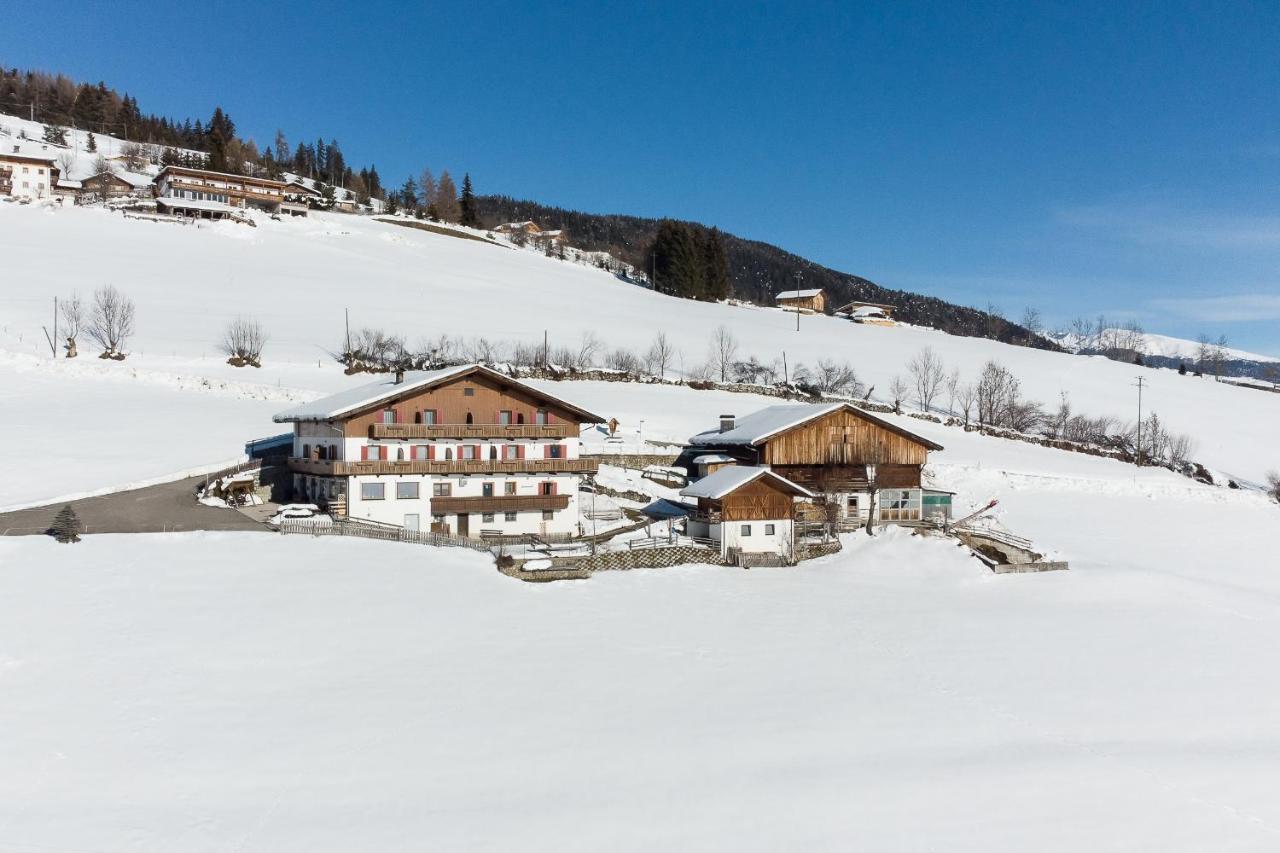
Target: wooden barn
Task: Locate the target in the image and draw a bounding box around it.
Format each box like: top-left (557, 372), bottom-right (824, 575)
top-left (680, 466), bottom-right (814, 563)
top-left (688, 402), bottom-right (944, 527)
top-left (835, 300), bottom-right (897, 325)
top-left (775, 288), bottom-right (826, 313)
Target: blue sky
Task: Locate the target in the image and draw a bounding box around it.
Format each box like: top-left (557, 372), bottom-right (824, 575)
top-left (4, 0), bottom-right (1279, 353)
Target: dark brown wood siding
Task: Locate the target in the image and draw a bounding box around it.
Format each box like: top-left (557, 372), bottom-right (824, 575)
top-left (342, 374), bottom-right (585, 437)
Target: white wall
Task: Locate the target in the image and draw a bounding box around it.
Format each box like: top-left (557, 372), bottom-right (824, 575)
top-left (721, 518), bottom-right (792, 555)
top-left (1, 158), bottom-right (53, 198)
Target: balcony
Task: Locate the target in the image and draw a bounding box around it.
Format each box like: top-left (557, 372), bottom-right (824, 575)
top-left (370, 422), bottom-right (576, 440)
top-left (168, 177), bottom-right (281, 203)
top-left (430, 494), bottom-right (570, 514)
top-left (287, 457), bottom-right (599, 477)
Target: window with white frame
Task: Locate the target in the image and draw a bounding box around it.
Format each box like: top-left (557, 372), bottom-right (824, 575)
top-left (361, 482), bottom-right (385, 500)
top-left (482, 512), bottom-right (495, 523)
top-left (396, 481), bottom-right (419, 499)
top-left (504, 511), bottom-right (518, 522)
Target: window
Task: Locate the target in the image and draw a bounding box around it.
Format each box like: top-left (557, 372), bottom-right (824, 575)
top-left (481, 512), bottom-right (495, 523)
top-left (302, 443), bottom-right (311, 458)
top-left (539, 482), bottom-right (557, 496)
top-left (482, 482), bottom-right (495, 497)
top-left (396, 447), bottom-right (405, 461)
top-left (546, 444), bottom-right (564, 459)
top-left (462, 445), bottom-right (477, 460)
top-left (329, 444), bottom-right (339, 460)
top-left (765, 524), bottom-right (776, 536)
top-left (517, 413), bottom-right (525, 424)
top-left (381, 408), bottom-right (396, 424)
top-left (535, 409), bottom-right (549, 425)
top-left (422, 409), bottom-right (437, 425)
top-left (499, 410), bottom-right (512, 425)
top-left (413, 445), bottom-right (429, 460)
top-left (542, 510), bottom-right (555, 521)
top-left (361, 482), bottom-right (385, 501)
top-left (363, 445), bottom-right (384, 461)
top-left (505, 482), bottom-right (517, 495)
top-left (503, 444), bottom-right (522, 460)
top-left (444, 448), bottom-right (454, 460)
top-left (504, 511), bottom-right (518, 522)
top-left (465, 412), bottom-right (474, 424)
top-left (489, 445), bottom-right (498, 460)
top-left (396, 481), bottom-right (419, 499)
top-left (464, 387), bottom-right (475, 396)
top-left (433, 482), bottom-right (452, 497)
top-left (740, 524), bottom-right (752, 536)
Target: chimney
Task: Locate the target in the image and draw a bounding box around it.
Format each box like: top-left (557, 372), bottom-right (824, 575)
top-left (719, 414), bottom-right (735, 433)
top-left (394, 369), bottom-right (405, 385)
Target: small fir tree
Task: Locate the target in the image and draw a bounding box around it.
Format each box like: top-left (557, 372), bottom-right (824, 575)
top-left (51, 505), bottom-right (83, 543)
top-left (87, 132), bottom-right (97, 152)
top-left (459, 173), bottom-right (478, 227)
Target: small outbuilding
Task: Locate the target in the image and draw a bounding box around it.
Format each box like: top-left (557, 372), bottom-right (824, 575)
top-left (835, 300), bottom-right (897, 325)
top-left (775, 288), bottom-right (826, 313)
top-left (681, 465), bottom-right (814, 564)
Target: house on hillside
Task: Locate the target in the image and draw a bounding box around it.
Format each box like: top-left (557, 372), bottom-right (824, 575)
top-left (495, 220), bottom-right (542, 235)
top-left (79, 170), bottom-right (153, 201)
top-left (681, 466), bottom-right (814, 564)
top-left (775, 288), bottom-right (826, 313)
top-left (0, 144), bottom-right (59, 199)
top-left (687, 403), bottom-right (944, 528)
top-left (835, 300), bottom-right (897, 325)
top-left (154, 165), bottom-right (302, 219)
top-left (273, 364), bottom-right (605, 539)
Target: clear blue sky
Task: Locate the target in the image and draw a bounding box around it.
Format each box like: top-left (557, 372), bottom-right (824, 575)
top-left (4, 0), bottom-right (1279, 354)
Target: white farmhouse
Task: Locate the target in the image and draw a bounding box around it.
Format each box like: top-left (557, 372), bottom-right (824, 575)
top-left (273, 364), bottom-right (605, 539)
top-left (681, 465), bottom-right (814, 563)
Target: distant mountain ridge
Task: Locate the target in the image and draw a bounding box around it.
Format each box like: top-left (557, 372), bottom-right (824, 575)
top-left (475, 195), bottom-right (1058, 349)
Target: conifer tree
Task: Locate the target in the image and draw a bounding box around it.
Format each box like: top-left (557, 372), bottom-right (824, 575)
top-left (459, 173), bottom-right (479, 226)
top-left (51, 504), bottom-right (82, 544)
top-left (87, 132), bottom-right (97, 152)
top-left (400, 177), bottom-right (418, 213)
top-left (649, 220), bottom-right (705, 299)
top-left (702, 227), bottom-right (730, 301)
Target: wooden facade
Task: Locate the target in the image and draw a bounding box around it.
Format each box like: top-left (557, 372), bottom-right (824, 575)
top-left (342, 373), bottom-right (587, 438)
top-left (711, 476), bottom-right (800, 521)
top-left (776, 290), bottom-right (826, 313)
top-left (760, 408), bottom-right (931, 467)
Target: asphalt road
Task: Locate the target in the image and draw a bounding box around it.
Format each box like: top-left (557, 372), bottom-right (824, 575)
top-left (0, 472), bottom-right (269, 537)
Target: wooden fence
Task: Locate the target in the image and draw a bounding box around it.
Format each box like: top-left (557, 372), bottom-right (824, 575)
top-left (279, 518), bottom-right (491, 551)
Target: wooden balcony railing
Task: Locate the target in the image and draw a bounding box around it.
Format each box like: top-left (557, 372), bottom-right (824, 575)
top-left (288, 457), bottom-right (598, 477)
top-left (430, 494), bottom-right (570, 514)
top-left (168, 177), bottom-right (282, 202)
top-left (370, 423), bottom-right (576, 440)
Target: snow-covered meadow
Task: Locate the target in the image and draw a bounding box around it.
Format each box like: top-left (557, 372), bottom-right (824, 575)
top-left (2, 500), bottom-right (1279, 852)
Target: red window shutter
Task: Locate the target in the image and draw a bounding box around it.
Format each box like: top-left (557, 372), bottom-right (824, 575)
top-left (361, 446), bottom-right (369, 461)
top-left (427, 445), bottom-right (435, 461)
top-left (518, 444), bottom-right (525, 460)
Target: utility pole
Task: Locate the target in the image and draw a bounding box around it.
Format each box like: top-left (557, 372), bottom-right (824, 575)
top-left (543, 329), bottom-right (548, 368)
top-left (344, 307), bottom-right (351, 354)
top-left (1134, 376), bottom-right (1146, 467)
top-left (793, 270), bottom-right (803, 332)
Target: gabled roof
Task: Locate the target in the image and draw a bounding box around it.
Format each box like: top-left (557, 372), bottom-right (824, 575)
top-left (89, 170), bottom-right (153, 188)
top-left (680, 466), bottom-right (814, 500)
top-left (689, 402), bottom-right (944, 451)
top-left (692, 453), bottom-right (736, 464)
top-left (272, 363), bottom-right (606, 424)
top-left (775, 288), bottom-right (824, 300)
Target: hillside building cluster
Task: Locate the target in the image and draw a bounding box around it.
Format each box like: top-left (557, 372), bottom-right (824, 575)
top-left (271, 367), bottom-right (949, 564)
top-left (0, 138), bottom-right (361, 220)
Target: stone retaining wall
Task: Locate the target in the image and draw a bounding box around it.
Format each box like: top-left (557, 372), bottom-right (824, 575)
top-left (556, 545), bottom-right (727, 573)
top-left (585, 453), bottom-right (683, 469)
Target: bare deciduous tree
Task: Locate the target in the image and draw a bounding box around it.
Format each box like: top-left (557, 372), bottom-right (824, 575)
top-left (1021, 307), bottom-right (1043, 340)
top-left (87, 285), bottom-right (135, 360)
top-left (975, 360), bottom-right (1020, 426)
top-left (944, 368), bottom-right (961, 416)
top-left (1265, 471), bottom-right (1280, 501)
top-left (709, 325), bottom-right (738, 383)
top-left (813, 359), bottom-right (860, 395)
top-left (955, 382), bottom-right (977, 426)
top-left (645, 331), bottom-right (677, 379)
top-left (59, 292), bottom-right (83, 358)
top-left (219, 316), bottom-right (268, 367)
top-left (907, 346), bottom-right (946, 411)
top-left (889, 375), bottom-right (908, 414)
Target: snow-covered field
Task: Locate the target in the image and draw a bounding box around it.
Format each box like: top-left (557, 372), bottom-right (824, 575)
top-left (2, 494), bottom-right (1279, 852)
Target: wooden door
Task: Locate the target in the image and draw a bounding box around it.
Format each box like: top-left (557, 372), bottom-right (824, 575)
top-left (457, 513), bottom-right (470, 537)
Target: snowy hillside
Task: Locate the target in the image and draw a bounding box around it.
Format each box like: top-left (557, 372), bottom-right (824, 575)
top-left (1, 198), bottom-right (1277, 508)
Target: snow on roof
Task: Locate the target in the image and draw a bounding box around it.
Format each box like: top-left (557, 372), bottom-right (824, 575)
top-left (775, 288), bottom-right (823, 300)
top-left (851, 306), bottom-right (888, 317)
top-left (689, 402), bottom-right (944, 451)
top-left (272, 364), bottom-right (606, 423)
top-left (639, 498), bottom-right (696, 520)
top-left (155, 196), bottom-right (236, 213)
top-left (680, 466), bottom-right (813, 500)
top-left (692, 453), bottom-right (736, 464)
top-left (97, 170), bottom-right (153, 188)
top-left (56, 179), bottom-right (82, 189)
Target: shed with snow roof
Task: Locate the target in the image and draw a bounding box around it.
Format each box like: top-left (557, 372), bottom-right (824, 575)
top-left (775, 288), bottom-right (826, 313)
top-left (680, 466), bottom-right (813, 562)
